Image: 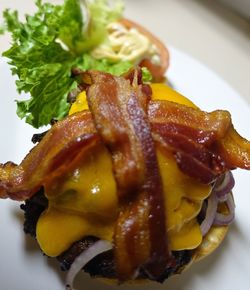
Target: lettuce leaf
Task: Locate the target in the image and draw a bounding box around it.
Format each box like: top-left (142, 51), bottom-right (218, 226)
top-left (76, 54), bottom-right (132, 75)
top-left (2, 0), bottom-right (150, 128)
top-left (73, 0), bottom-right (124, 54)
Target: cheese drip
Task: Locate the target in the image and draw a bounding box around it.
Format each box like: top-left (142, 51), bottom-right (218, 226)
top-left (37, 84), bottom-right (211, 257)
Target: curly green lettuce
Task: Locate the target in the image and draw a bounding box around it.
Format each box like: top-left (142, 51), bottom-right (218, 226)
top-left (2, 0), bottom-right (150, 128)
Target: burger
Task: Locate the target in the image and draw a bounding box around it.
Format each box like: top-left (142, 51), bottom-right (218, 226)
top-left (1, 68), bottom-right (250, 289)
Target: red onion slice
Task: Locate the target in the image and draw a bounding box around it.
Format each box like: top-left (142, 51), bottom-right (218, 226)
top-left (66, 240), bottom-right (112, 290)
top-left (214, 171), bottom-right (235, 201)
top-left (214, 193), bottom-right (235, 226)
top-left (200, 192), bottom-right (218, 236)
top-left (200, 171), bottom-right (235, 236)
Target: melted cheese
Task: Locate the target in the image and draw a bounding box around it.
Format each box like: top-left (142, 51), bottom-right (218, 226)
top-left (37, 144), bottom-right (117, 257)
top-left (37, 83), bottom-right (211, 256)
top-left (37, 207), bottom-right (114, 257)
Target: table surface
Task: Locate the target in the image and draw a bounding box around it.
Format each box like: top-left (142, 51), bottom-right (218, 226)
top-left (1, 0), bottom-right (250, 104)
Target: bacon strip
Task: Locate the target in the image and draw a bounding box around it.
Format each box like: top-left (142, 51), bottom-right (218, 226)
top-left (0, 111), bottom-right (98, 200)
top-left (216, 126), bottom-right (250, 170)
top-left (85, 70), bottom-right (171, 280)
top-left (2, 94), bottom-right (249, 202)
top-left (84, 70), bottom-right (149, 197)
top-left (152, 123), bottom-right (226, 183)
top-left (148, 100), bottom-right (232, 140)
top-left (149, 100), bottom-right (250, 182)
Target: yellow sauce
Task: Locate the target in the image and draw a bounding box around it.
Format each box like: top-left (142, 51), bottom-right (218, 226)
top-left (91, 22), bottom-right (159, 64)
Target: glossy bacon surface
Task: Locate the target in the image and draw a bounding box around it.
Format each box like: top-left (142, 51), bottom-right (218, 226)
top-left (85, 70), bottom-right (171, 280)
top-left (149, 100), bottom-right (250, 182)
top-left (0, 111), bottom-right (98, 200)
top-left (84, 71), bottom-right (147, 196)
top-left (3, 90), bottom-right (249, 201)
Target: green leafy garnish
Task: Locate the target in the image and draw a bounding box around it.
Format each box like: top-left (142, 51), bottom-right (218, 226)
top-left (141, 67), bottom-right (153, 83)
top-left (2, 0), bottom-right (130, 128)
top-left (2, 0), bottom-right (152, 128)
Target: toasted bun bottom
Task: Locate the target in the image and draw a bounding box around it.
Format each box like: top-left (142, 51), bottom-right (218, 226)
top-left (192, 224), bottom-right (228, 262)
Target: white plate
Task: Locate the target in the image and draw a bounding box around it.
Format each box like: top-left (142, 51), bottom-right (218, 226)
top-left (0, 47), bottom-right (250, 290)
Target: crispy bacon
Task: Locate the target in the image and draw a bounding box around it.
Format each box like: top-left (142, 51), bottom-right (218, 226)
top-left (2, 88), bottom-right (249, 201)
top-left (215, 127), bottom-right (250, 170)
top-left (0, 111), bottom-right (98, 200)
top-left (149, 100), bottom-right (250, 182)
top-left (148, 100), bottom-right (232, 140)
top-left (84, 70), bottom-right (149, 196)
top-left (85, 70), bottom-right (171, 280)
top-left (152, 123), bottom-right (225, 183)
